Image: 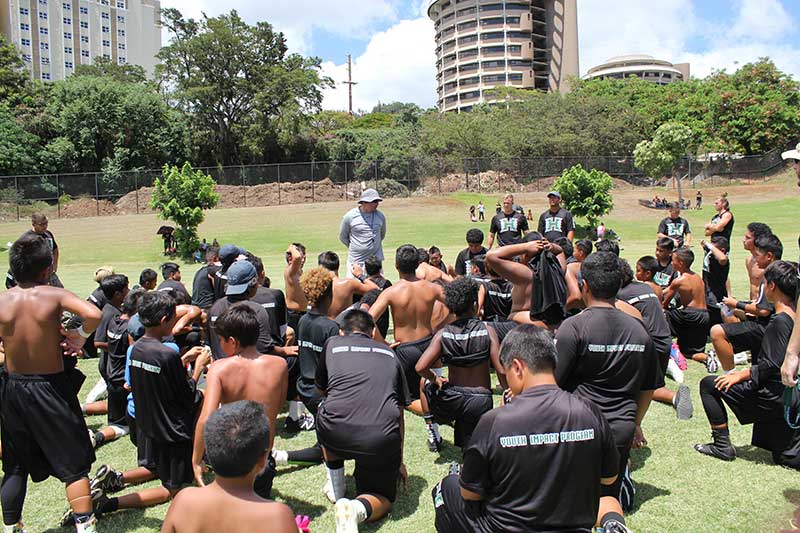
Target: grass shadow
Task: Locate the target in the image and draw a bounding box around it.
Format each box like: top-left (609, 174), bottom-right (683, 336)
top-left (630, 446), bottom-right (652, 472)
top-left (361, 474), bottom-right (429, 530)
top-left (433, 444), bottom-right (463, 465)
top-left (735, 445), bottom-right (776, 465)
top-left (271, 489), bottom-right (327, 520)
top-left (629, 482), bottom-right (671, 513)
top-left (43, 509), bottom-right (164, 532)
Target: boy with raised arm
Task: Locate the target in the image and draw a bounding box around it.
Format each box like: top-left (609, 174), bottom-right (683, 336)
top-left (317, 251), bottom-right (378, 319)
top-left (192, 304), bottom-right (288, 498)
top-left (0, 233), bottom-right (102, 533)
top-left (162, 401), bottom-right (297, 533)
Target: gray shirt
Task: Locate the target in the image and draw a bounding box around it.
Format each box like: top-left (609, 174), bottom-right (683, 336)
top-left (339, 207), bottom-right (387, 263)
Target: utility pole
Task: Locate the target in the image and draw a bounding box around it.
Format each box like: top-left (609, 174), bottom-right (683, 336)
top-left (343, 54), bottom-right (358, 115)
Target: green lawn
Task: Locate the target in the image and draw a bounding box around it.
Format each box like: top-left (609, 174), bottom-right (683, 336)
top-left (1, 173), bottom-right (798, 532)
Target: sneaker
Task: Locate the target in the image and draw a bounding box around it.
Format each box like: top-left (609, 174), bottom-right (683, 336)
top-left (299, 413), bottom-right (315, 431)
top-left (90, 464), bottom-right (125, 494)
top-left (674, 384), bottom-right (693, 420)
top-left (284, 416), bottom-right (303, 433)
top-left (426, 425), bottom-right (443, 453)
top-left (323, 479), bottom-right (337, 504)
top-left (447, 461), bottom-right (462, 477)
top-left (58, 490), bottom-right (106, 527)
top-left (271, 449), bottom-right (289, 466)
top-left (670, 343), bottom-right (688, 371)
top-left (619, 464), bottom-right (635, 512)
top-left (666, 358), bottom-right (684, 384)
top-left (87, 429), bottom-right (96, 449)
top-left (694, 442), bottom-right (736, 461)
top-left (3, 522), bottom-right (27, 533)
top-left (600, 520), bottom-right (633, 533)
top-left (705, 351), bottom-right (720, 374)
top-left (733, 351), bottom-right (749, 365)
top-left (334, 499), bottom-right (360, 533)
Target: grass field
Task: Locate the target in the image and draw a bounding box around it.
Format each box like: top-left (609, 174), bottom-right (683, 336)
top-left (0, 170), bottom-right (798, 532)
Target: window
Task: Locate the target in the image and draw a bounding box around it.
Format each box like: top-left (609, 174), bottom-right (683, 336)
top-left (39, 27), bottom-right (49, 35)
top-left (508, 45), bottom-right (522, 54)
top-left (460, 90), bottom-right (480, 100)
top-left (479, 3), bottom-right (503, 11)
top-left (80, 21), bottom-right (88, 28)
top-left (117, 29), bottom-right (125, 37)
top-left (79, 6), bottom-right (88, 14)
top-left (100, 0), bottom-right (108, 4)
top-left (64, 46), bottom-right (73, 54)
top-left (117, 57), bottom-right (126, 64)
top-left (101, 12), bottom-right (109, 19)
top-left (63, 17), bottom-right (72, 25)
top-left (116, 0), bottom-right (125, 7)
top-left (458, 49), bottom-right (478, 59)
top-left (38, 0), bottom-right (47, 4)
top-left (41, 57), bottom-right (50, 64)
top-left (41, 73), bottom-right (51, 80)
top-left (81, 35), bottom-right (89, 43)
top-left (116, 15), bottom-right (124, 23)
top-left (81, 49), bottom-right (89, 57)
top-left (458, 62), bottom-right (478, 72)
top-left (40, 42), bottom-right (49, 50)
top-left (20, 23), bottom-right (30, 30)
top-left (482, 60), bottom-right (505, 69)
top-left (482, 45), bottom-right (504, 54)
top-left (102, 39), bottom-right (110, 47)
top-left (481, 31), bottom-right (504, 40)
top-left (39, 11), bottom-right (47, 19)
top-left (21, 38), bottom-right (31, 46)
top-left (457, 21), bottom-right (476, 31)
top-left (64, 31), bottom-right (72, 39)
top-left (22, 54), bottom-right (32, 62)
top-left (480, 17), bottom-right (503, 26)
top-left (117, 43), bottom-right (125, 50)
top-left (65, 61), bottom-right (73, 69)
top-left (62, 2), bottom-right (71, 9)
top-left (459, 76), bottom-right (479, 86)
top-left (102, 26), bottom-right (109, 33)
top-left (508, 73), bottom-right (523, 81)
top-left (19, 7), bottom-right (29, 15)
top-left (102, 53), bottom-right (110, 59)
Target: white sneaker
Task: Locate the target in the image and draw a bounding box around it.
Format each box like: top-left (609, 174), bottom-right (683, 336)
top-left (323, 479), bottom-right (337, 504)
top-left (705, 351), bottom-right (720, 373)
top-left (271, 449), bottom-right (288, 466)
top-left (84, 378), bottom-right (108, 403)
top-left (666, 358), bottom-right (684, 383)
top-left (733, 351), bottom-right (749, 365)
top-left (335, 499), bottom-right (360, 533)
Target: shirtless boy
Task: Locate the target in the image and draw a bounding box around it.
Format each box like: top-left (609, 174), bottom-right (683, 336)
top-left (192, 304), bottom-right (288, 499)
top-left (0, 232), bottom-right (102, 533)
top-left (284, 243), bottom-right (308, 339)
top-left (742, 223), bottom-right (772, 301)
top-left (162, 401), bottom-right (297, 533)
top-left (317, 251), bottom-right (378, 318)
top-left (663, 247), bottom-right (711, 369)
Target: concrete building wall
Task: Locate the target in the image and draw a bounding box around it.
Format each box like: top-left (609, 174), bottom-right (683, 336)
top-left (0, 0), bottom-right (161, 82)
top-left (585, 55), bottom-right (689, 86)
top-left (427, 0), bottom-right (579, 113)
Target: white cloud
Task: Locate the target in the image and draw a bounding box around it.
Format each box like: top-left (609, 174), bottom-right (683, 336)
top-left (320, 17), bottom-right (437, 111)
top-left (730, 0), bottom-right (793, 41)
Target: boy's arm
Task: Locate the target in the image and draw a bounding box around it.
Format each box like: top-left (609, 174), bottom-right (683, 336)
top-left (487, 326), bottom-right (507, 390)
top-left (662, 278), bottom-right (679, 309)
top-left (338, 214), bottom-right (351, 247)
top-left (486, 241), bottom-right (542, 285)
top-left (349, 277), bottom-right (379, 296)
top-left (368, 289), bottom-right (393, 341)
top-left (415, 332), bottom-right (443, 384)
top-left (477, 284), bottom-right (486, 318)
top-left (61, 291), bottom-right (102, 353)
top-left (173, 305), bottom-right (202, 336)
top-left (192, 366), bottom-right (221, 485)
top-left (703, 241), bottom-right (728, 265)
top-left (782, 308), bottom-right (800, 387)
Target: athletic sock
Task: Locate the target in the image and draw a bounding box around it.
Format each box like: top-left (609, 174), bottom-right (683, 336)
top-left (423, 415), bottom-right (441, 440)
top-left (93, 432), bottom-right (106, 447)
top-left (81, 403), bottom-right (88, 414)
top-left (289, 401), bottom-right (304, 420)
top-left (98, 497), bottom-right (119, 515)
top-left (272, 450), bottom-right (289, 465)
top-left (600, 511), bottom-right (625, 528)
top-left (353, 498), bottom-right (371, 523)
top-left (325, 461), bottom-right (346, 502)
top-left (74, 512), bottom-right (95, 532)
top-left (109, 425), bottom-right (129, 438)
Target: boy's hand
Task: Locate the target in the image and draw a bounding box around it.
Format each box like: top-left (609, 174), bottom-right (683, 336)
top-left (351, 263), bottom-right (365, 279)
top-left (181, 346), bottom-right (206, 365)
top-left (434, 376), bottom-right (448, 391)
top-left (714, 371), bottom-right (745, 392)
top-left (398, 463), bottom-right (409, 493)
top-left (632, 425), bottom-right (647, 448)
top-left (60, 327), bottom-right (86, 357)
top-left (192, 458), bottom-right (208, 487)
top-left (721, 297), bottom-right (737, 309)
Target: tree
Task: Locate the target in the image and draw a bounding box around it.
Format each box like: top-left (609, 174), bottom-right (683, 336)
top-left (552, 165), bottom-right (614, 227)
top-left (157, 9), bottom-right (333, 166)
top-left (634, 122), bottom-right (693, 200)
top-left (74, 57), bottom-right (148, 84)
top-left (0, 105), bottom-right (39, 175)
top-left (149, 162), bottom-right (219, 259)
top-left (0, 34), bottom-right (30, 104)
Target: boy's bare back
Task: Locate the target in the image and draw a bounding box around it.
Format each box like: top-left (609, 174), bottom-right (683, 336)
top-left (671, 271), bottom-right (707, 310)
top-left (371, 279), bottom-right (444, 343)
top-left (162, 484), bottom-right (297, 533)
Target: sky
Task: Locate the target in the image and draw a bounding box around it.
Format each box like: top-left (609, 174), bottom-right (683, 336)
top-left (160, 0), bottom-right (800, 112)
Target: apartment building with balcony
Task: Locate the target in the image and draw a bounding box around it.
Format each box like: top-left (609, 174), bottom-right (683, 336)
top-left (0, 0), bottom-right (161, 82)
top-left (427, 0), bottom-right (579, 113)
top-left (585, 55), bottom-right (690, 86)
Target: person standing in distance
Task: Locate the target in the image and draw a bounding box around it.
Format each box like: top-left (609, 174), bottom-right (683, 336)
top-left (537, 191), bottom-right (575, 242)
top-left (339, 189), bottom-right (387, 279)
top-left (780, 142), bottom-right (800, 388)
top-left (487, 194), bottom-right (528, 249)
top-left (657, 202), bottom-right (692, 248)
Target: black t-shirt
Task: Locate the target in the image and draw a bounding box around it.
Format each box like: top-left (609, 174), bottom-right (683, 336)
top-left (537, 208), bottom-right (575, 242)
top-left (209, 265), bottom-right (228, 302)
top-left (490, 212), bottom-right (528, 246)
top-left (555, 307), bottom-right (663, 447)
top-left (702, 247), bottom-right (730, 305)
top-left (455, 247), bottom-right (488, 276)
top-left (157, 279), bottom-right (191, 304)
top-left (104, 314), bottom-right (131, 385)
top-left (191, 265), bottom-right (215, 309)
top-left (206, 297), bottom-right (275, 359)
top-left (653, 261), bottom-right (676, 288)
top-left (316, 333), bottom-right (410, 455)
top-left (96, 303), bottom-right (121, 381)
top-left (251, 286), bottom-right (287, 345)
top-left (753, 280), bottom-right (775, 326)
top-left (23, 229), bottom-right (57, 253)
top-left (617, 282), bottom-right (671, 356)
top-left (129, 336), bottom-right (201, 443)
top-left (297, 312), bottom-right (340, 401)
top-left (710, 210), bottom-right (734, 240)
top-left (477, 277), bottom-right (513, 321)
top-left (657, 216), bottom-right (691, 247)
top-left (87, 287), bottom-right (107, 310)
top-left (750, 312), bottom-right (794, 402)
top-left (440, 318), bottom-right (491, 368)
top-left (460, 385), bottom-right (619, 533)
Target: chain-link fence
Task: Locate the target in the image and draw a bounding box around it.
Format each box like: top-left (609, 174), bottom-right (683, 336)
top-left (0, 151), bottom-right (785, 221)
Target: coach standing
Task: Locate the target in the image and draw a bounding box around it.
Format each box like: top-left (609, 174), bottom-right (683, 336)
top-left (780, 142), bottom-right (800, 389)
top-left (538, 191), bottom-right (575, 242)
top-left (339, 188), bottom-right (387, 277)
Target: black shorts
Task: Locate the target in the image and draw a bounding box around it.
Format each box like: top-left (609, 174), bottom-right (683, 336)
top-left (140, 438), bottom-right (193, 490)
top-left (721, 321), bottom-right (766, 361)
top-left (653, 336), bottom-right (672, 372)
top-left (107, 384), bottom-right (129, 428)
top-left (287, 310), bottom-right (306, 334)
top-left (601, 444), bottom-right (631, 500)
top-left (424, 383), bottom-right (493, 448)
top-left (394, 336), bottom-right (433, 401)
top-left (285, 355), bottom-right (300, 401)
top-left (486, 319), bottom-right (517, 343)
top-left (126, 414), bottom-right (156, 470)
top-left (0, 371), bottom-right (95, 484)
top-left (715, 379), bottom-right (783, 426)
top-left (253, 454), bottom-right (277, 500)
top-left (667, 307), bottom-right (709, 355)
top-left (433, 474), bottom-right (484, 533)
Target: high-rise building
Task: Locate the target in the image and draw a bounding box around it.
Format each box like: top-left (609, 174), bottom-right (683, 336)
top-left (585, 55), bottom-right (690, 86)
top-left (0, 0), bottom-right (161, 82)
top-left (427, 0), bottom-right (579, 113)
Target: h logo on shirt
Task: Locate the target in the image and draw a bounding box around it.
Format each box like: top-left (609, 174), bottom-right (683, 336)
top-left (545, 218), bottom-right (563, 234)
top-left (667, 223), bottom-right (685, 236)
top-left (500, 218), bottom-right (518, 233)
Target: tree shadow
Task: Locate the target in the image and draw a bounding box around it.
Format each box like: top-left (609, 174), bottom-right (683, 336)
top-left (630, 446), bottom-right (652, 472)
top-left (629, 482), bottom-right (671, 513)
top-left (43, 509), bottom-right (164, 532)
